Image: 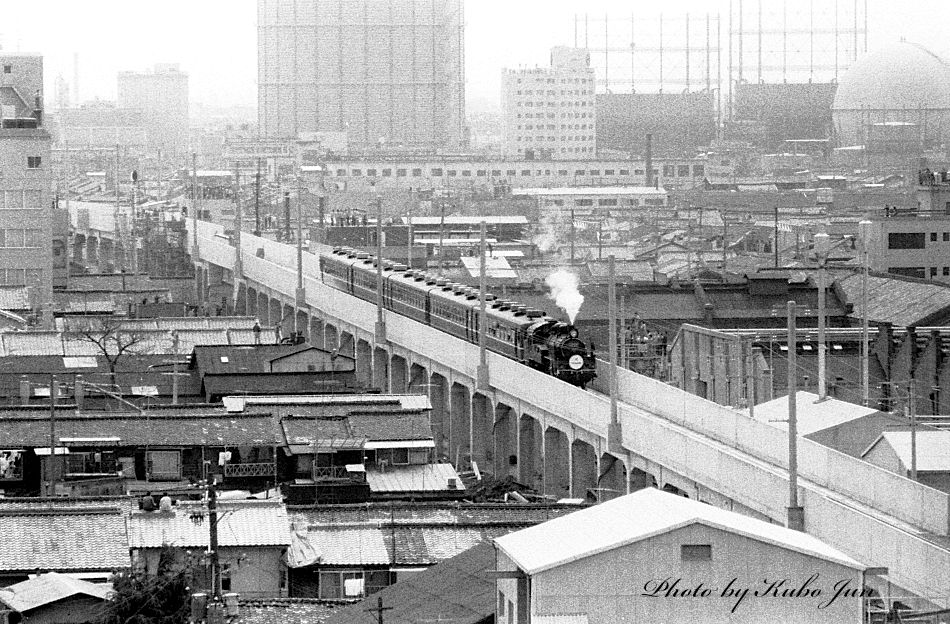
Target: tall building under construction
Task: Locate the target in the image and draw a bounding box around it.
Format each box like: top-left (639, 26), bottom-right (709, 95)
top-left (257, 0), bottom-right (465, 152)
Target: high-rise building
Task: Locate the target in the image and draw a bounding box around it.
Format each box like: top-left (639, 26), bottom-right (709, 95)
top-left (257, 0), bottom-right (465, 151)
top-left (117, 64), bottom-right (189, 155)
top-left (0, 55), bottom-right (53, 321)
top-left (502, 47), bottom-right (597, 160)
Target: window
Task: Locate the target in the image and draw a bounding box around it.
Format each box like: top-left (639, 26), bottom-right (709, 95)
top-left (491, 170), bottom-right (502, 176)
top-left (575, 199), bottom-right (594, 207)
top-left (620, 169), bottom-right (630, 175)
top-left (888, 233), bottom-right (925, 249)
top-left (27, 157), bottom-right (41, 169)
top-left (431, 168), bottom-right (443, 177)
top-left (411, 168), bottom-right (422, 177)
top-left (366, 169), bottom-right (377, 177)
top-left (506, 170), bottom-right (517, 176)
top-left (521, 170), bottom-right (531, 176)
top-left (461, 170), bottom-right (472, 177)
top-left (574, 170), bottom-right (585, 176)
top-left (351, 169), bottom-right (362, 177)
top-left (395, 168), bottom-right (406, 177)
top-left (146, 450), bottom-right (181, 480)
top-left (931, 232), bottom-right (938, 242)
top-left (693, 164), bottom-right (705, 177)
top-left (447, 170), bottom-right (457, 177)
top-left (589, 170), bottom-right (600, 176)
top-left (557, 169), bottom-right (568, 176)
top-left (2, 65), bottom-right (10, 74)
top-left (381, 168), bottom-right (392, 177)
top-left (220, 564), bottom-right (232, 592)
top-left (943, 233), bottom-right (949, 242)
top-left (598, 198), bottom-right (618, 206)
top-left (663, 165), bottom-right (675, 176)
top-left (476, 170), bottom-right (487, 177)
top-left (508, 600), bottom-right (514, 624)
top-left (681, 544), bottom-right (712, 561)
top-left (498, 591), bottom-right (506, 617)
top-left (604, 169), bottom-right (615, 176)
top-left (888, 267), bottom-right (926, 279)
top-left (944, 267), bottom-right (949, 276)
top-left (319, 571), bottom-right (364, 599)
top-left (678, 165), bottom-right (691, 177)
top-left (336, 168), bottom-right (346, 177)
top-left (931, 267), bottom-right (938, 277)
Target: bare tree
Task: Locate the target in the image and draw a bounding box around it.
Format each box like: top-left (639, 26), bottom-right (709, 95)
top-left (68, 317), bottom-right (151, 385)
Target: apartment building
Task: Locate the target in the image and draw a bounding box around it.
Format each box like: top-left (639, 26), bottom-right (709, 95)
top-left (502, 47), bottom-right (597, 160)
top-left (0, 54), bottom-right (53, 323)
top-left (117, 63), bottom-right (189, 155)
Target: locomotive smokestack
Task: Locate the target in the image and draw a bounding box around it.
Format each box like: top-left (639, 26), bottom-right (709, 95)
top-left (545, 270), bottom-right (584, 323)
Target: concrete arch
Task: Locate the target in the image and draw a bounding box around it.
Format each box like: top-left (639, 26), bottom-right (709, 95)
top-left (373, 347), bottom-right (389, 392)
top-left (543, 426), bottom-right (570, 499)
top-left (280, 304), bottom-right (295, 337)
top-left (518, 414), bottom-right (543, 491)
top-left (310, 317), bottom-right (325, 348)
top-left (570, 439), bottom-right (597, 501)
top-left (407, 363), bottom-right (428, 394)
top-left (597, 453), bottom-right (627, 502)
top-left (295, 309), bottom-right (309, 338)
top-left (355, 339), bottom-right (373, 388)
top-left (471, 392), bottom-right (492, 474)
top-left (661, 483), bottom-right (690, 498)
top-left (233, 282), bottom-right (248, 316)
top-left (390, 355), bottom-right (408, 393)
top-left (246, 287), bottom-right (258, 317)
top-left (493, 402), bottom-right (517, 479)
top-left (629, 467), bottom-right (657, 493)
top-left (337, 329), bottom-right (353, 356)
top-left (429, 373), bottom-right (449, 457)
top-left (267, 298), bottom-right (281, 327)
top-left (449, 383), bottom-right (471, 469)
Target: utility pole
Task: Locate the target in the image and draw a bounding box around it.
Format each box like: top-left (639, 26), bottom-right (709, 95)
top-left (254, 158), bottom-right (261, 236)
top-left (786, 300), bottom-right (804, 531)
top-left (375, 194), bottom-right (386, 345)
top-left (773, 205), bottom-right (779, 268)
top-left (47, 374), bottom-right (57, 496)
top-left (909, 378), bottom-right (917, 480)
top-left (207, 477), bottom-right (222, 600)
top-left (477, 221), bottom-right (489, 391)
top-left (172, 331), bottom-right (180, 405)
top-left (295, 169), bottom-right (305, 335)
top-left (437, 197), bottom-right (446, 277)
top-left (607, 255), bottom-right (622, 453)
top-left (406, 204), bottom-right (413, 269)
top-left (192, 152), bottom-right (200, 307)
top-left (570, 207), bottom-right (575, 265)
top-left (365, 596), bottom-right (393, 624)
top-left (859, 219), bottom-right (872, 406)
top-left (815, 232), bottom-right (830, 400)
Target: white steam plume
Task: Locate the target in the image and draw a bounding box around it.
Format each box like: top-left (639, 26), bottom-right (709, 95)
top-left (532, 210), bottom-right (564, 254)
top-left (545, 270), bottom-right (584, 323)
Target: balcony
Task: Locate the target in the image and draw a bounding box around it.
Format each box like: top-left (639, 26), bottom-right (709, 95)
top-left (313, 465), bottom-right (351, 480)
top-left (223, 462), bottom-right (276, 478)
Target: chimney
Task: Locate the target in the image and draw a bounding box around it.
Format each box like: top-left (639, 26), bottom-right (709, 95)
top-left (644, 133), bottom-right (653, 188)
top-left (19, 377), bottom-right (30, 404)
top-left (447, 477), bottom-right (457, 489)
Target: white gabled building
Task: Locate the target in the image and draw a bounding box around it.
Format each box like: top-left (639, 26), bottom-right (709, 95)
top-left (493, 488), bottom-right (870, 624)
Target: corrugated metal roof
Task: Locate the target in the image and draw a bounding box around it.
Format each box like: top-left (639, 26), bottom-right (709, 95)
top-left (365, 464), bottom-right (463, 493)
top-left (128, 500), bottom-right (291, 548)
top-left (494, 488), bottom-right (865, 575)
top-left (0, 508), bottom-right (129, 572)
top-left (0, 572), bottom-right (113, 613)
top-left (296, 528), bottom-right (391, 566)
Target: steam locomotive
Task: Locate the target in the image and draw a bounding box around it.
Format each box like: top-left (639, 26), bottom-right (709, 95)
top-left (320, 248), bottom-right (598, 387)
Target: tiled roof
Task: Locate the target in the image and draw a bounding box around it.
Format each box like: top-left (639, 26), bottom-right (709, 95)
top-left (194, 344), bottom-right (318, 375)
top-left (0, 572), bottom-right (113, 613)
top-left (287, 502), bottom-right (583, 527)
top-left (837, 270), bottom-right (950, 326)
top-left (237, 600), bottom-right (340, 624)
top-left (346, 413), bottom-right (433, 441)
top-left (296, 528), bottom-right (392, 566)
top-left (281, 418), bottom-right (354, 446)
top-left (866, 430), bottom-right (950, 471)
top-left (0, 411), bottom-right (278, 446)
top-left (321, 542), bottom-right (495, 624)
top-left (0, 507), bottom-right (130, 572)
top-left (0, 287), bottom-right (31, 310)
top-left (365, 464), bottom-right (463, 494)
top-left (128, 500), bottom-right (291, 548)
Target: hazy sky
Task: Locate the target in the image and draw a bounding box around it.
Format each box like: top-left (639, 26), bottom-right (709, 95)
top-left (2, 0), bottom-right (946, 112)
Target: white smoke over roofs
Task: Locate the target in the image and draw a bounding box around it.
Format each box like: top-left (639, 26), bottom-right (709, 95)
top-left (545, 270), bottom-right (584, 323)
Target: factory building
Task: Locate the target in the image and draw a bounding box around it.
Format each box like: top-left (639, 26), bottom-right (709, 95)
top-left (117, 63), bottom-right (189, 156)
top-left (257, 0), bottom-right (465, 151)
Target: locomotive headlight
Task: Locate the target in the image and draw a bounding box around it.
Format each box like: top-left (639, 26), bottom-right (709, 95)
top-left (569, 328), bottom-right (579, 338)
top-left (569, 354), bottom-right (584, 370)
